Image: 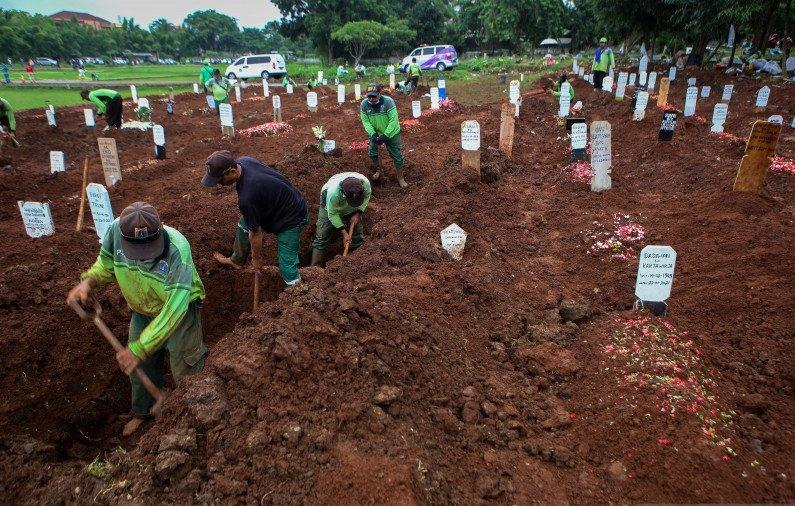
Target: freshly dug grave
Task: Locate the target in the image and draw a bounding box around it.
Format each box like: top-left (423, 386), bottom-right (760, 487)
top-left (0, 68), bottom-right (792, 504)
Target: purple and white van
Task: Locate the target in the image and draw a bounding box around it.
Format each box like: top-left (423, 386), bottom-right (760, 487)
top-left (400, 45), bottom-right (459, 72)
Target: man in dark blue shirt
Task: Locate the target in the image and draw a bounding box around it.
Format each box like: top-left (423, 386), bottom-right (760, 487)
top-left (202, 151), bottom-right (308, 285)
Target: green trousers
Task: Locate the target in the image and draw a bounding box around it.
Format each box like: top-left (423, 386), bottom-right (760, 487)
top-left (229, 214), bottom-right (309, 285)
top-left (128, 301), bottom-right (206, 418)
top-left (369, 132), bottom-right (404, 169)
top-left (312, 205), bottom-right (363, 251)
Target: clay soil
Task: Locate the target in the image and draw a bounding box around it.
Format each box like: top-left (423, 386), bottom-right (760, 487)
top-left (0, 68), bottom-right (793, 504)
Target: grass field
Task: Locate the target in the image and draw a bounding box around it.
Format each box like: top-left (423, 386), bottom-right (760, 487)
top-left (2, 57), bottom-right (558, 110)
top-left (1, 85), bottom-right (192, 110)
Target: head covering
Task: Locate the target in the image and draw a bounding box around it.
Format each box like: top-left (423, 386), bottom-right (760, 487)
top-left (341, 177), bottom-right (365, 207)
top-left (366, 83), bottom-right (381, 97)
top-left (119, 202), bottom-right (165, 260)
top-left (599, 37), bottom-right (607, 43)
top-left (202, 150), bottom-right (236, 187)
top-left (202, 59), bottom-right (211, 65)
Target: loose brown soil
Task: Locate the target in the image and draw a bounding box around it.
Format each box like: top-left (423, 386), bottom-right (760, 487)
top-left (0, 67), bottom-right (793, 504)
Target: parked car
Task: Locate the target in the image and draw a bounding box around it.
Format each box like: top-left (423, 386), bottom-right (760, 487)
top-left (225, 53), bottom-right (286, 80)
top-left (113, 58), bottom-right (127, 65)
top-left (400, 45), bottom-right (458, 72)
top-left (35, 57), bottom-right (59, 66)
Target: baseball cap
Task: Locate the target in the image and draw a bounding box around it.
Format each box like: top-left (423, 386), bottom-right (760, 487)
top-left (599, 37), bottom-right (607, 43)
top-left (119, 202), bottom-right (165, 260)
top-left (366, 83), bottom-right (381, 97)
top-left (341, 177), bottom-right (365, 207)
top-left (202, 150), bottom-right (236, 187)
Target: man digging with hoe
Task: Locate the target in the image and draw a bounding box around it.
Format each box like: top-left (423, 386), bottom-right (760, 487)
top-left (67, 202), bottom-right (207, 437)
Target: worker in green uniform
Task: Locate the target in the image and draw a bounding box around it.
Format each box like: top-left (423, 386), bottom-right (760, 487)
top-left (0, 97), bottom-right (16, 138)
top-left (67, 202), bottom-right (206, 437)
top-left (80, 88), bottom-right (123, 128)
top-left (406, 57), bottom-right (421, 91)
top-left (550, 74), bottom-right (575, 101)
top-left (591, 37), bottom-right (615, 90)
top-left (205, 69), bottom-right (230, 111)
top-left (360, 83), bottom-right (407, 188)
top-left (307, 76), bottom-right (318, 91)
top-left (199, 59), bottom-right (214, 94)
top-left (311, 172), bottom-right (371, 266)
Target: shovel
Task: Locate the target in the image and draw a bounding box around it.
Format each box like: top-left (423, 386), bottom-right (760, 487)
top-left (343, 220), bottom-right (356, 257)
top-left (68, 299), bottom-right (166, 416)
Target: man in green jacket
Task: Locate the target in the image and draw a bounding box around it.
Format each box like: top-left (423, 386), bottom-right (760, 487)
top-left (360, 83), bottom-right (407, 188)
top-left (0, 97), bottom-right (16, 136)
top-left (591, 37), bottom-right (615, 90)
top-left (81, 88), bottom-right (123, 128)
top-left (205, 69), bottom-right (230, 110)
top-left (311, 172), bottom-right (371, 266)
top-left (67, 202), bottom-right (206, 437)
top-left (406, 57), bottom-right (421, 91)
top-left (199, 60), bottom-right (214, 93)
top-left (550, 74), bottom-right (575, 101)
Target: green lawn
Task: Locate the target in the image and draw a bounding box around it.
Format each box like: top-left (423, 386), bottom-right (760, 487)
top-left (1, 85), bottom-right (191, 111)
top-left (9, 64), bottom-right (199, 82)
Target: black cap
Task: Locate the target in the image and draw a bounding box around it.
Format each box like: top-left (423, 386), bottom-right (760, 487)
top-left (366, 83), bottom-right (381, 97)
top-left (341, 177), bottom-right (365, 207)
top-left (202, 150), bottom-right (236, 187)
top-left (119, 202), bottom-right (165, 260)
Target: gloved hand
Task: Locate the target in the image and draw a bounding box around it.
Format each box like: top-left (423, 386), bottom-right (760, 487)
top-left (378, 134), bottom-right (388, 144)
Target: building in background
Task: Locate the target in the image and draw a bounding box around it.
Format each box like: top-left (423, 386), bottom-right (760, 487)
top-left (50, 11), bottom-right (115, 30)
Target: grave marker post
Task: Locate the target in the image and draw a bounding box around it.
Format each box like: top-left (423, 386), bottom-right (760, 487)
top-left (461, 120), bottom-right (481, 175)
top-left (153, 124), bottom-right (166, 159)
top-left (657, 77), bottom-right (670, 107)
top-left (272, 95), bottom-right (282, 122)
top-left (755, 86), bottom-right (770, 109)
top-left (412, 100), bottom-right (421, 118)
top-left (658, 111), bottom-right (678, 141)
top-left (710, 103), bottom-right (728, 133)
top-left (17, 201), bottom-right (55, 238)
top-left (683, 86), bottom-right (698, 117)
top-left (721, 84), bottom-right (734, 102)
top-left (647, 71), bottom-right (657, 90)
top-left (337, 84), bottom-right (345, 105)
top-left (219, 103), bottom-right (235, 137)
top-left (633, 91), bottom-right (650, 121)
top-left (440, 224), bottom-right (467, 261)
top-left (130, 84), bottom-right (138, 104)
top-left (590, 121), bottom-right (612, 191)
top-left (733, 121), bottom-right (782, 192)
top-left (262, 79), bottom-right (270, 97)
top-left (307, 92), bottom-right (318, 112)
top-left (354, 84), bottom-right (361, 101)
top-left (97, 137), bottom-right (121, 187)
top-left (86, 183), bottom-right (114, 241)
top-left (83, 108), bottom-right (95, 128)
top-left (50, 151), bottom-right (65, 173)
top-left (570, 122), bottom-right (587, 162)
top-left (635, 245), bottom-right (677, 315)
top-left (431, 87), bottom-right (440, 109)
top-left (499, 103), bottom-right (515, 157)
top-left (235, 85), bottom-right (242, 102)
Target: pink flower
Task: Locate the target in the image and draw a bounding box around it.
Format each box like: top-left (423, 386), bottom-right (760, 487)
top-left (347, 140), bottom-right (369, 150)
top-left (658, 438), bottom-right (671, 446)
top-left (238, 122), bottom-right (292, 137)
top-left (771, 157), bottom-right (795, 175)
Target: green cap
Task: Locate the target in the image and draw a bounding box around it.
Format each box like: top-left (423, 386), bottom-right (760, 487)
top-left (202, 59), bottom-right (210, 64)
top-left (599, 37), bottom-right (607, 43)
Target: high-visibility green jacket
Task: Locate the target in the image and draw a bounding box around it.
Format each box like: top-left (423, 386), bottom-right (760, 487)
top-left (592, 47), bottom-right (615, 72)
top-left (408, 62), bottom-right (421, 77)
top-left (88, 89), bottom-right (121, 115)
top-left (205, 77), bottom-right (230, 101)
top-left (552, 82), bottom-right (575, 100)
top-left (360, 95), bottom-right (400, 138)
top-left (322, 172), bottom-right (372, 229)
top-left (0, 97), bottom-right (15, 131)
top-left (199, 64), bottom-right (214, 85)
top-left (81, 221), bottom-right (205, 360)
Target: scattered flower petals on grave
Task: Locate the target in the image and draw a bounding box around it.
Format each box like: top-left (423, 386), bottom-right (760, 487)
top-left (694, 115), bottom-right (707, 124)
top-left (238, 122), bottom-right (292, 137)
top-left (658, 104), bottom-right (680, 112)
top-left (347, 140), bottom-right (369, 150)
top-left (581, 213), bottom-right (646, 261)
top-left (564, 161), bottom-right (594, 183)
top-left (714, 132), bottom-right (743, 143)
top-left (292, 114), bottom-right (309, 121)
top-left (770, 157), bottom-right (795, 175)
top-left (422, 98), bottom-right (459, 116)
top-left (401, 119), bottom-right (422, 131)
top-left (601, 318), bottom-right (736, 458)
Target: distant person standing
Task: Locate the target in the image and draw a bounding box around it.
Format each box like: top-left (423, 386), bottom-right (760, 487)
top-left (205, 69), bottom-right (230, 111)
top-left (199, 59), bottom-right (214, 93)
top-left (0, 97), bottom-right (17, 137)
top-left (25, 61), bottom-right (35, 83)
top-left (591, 37), bottom-right (614, 89)
top-left (1, 64), bottom-right (10, 84)
top-left (78, 63), bottom-right (86, 80)
top-left (81, 89), bottom-right (123, 129)
top-left (406, 58), bottom-right (421, 91)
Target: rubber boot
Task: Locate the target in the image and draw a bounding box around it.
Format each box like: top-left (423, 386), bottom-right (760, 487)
top-left (311, 248), bottom-right (324, 267)
top-left (370, 159), bottom-right (382, 181)
top-left (395, 167), bottom-right (408, 188)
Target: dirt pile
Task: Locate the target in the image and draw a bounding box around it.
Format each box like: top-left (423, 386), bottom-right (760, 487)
top-left (0, 68), bottom-right (793, 503)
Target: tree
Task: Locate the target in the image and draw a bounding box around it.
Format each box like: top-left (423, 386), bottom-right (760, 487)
top-left (182, 10), bottom-right (240, 53)
top-left (332, 21), bottom-right (388, 65)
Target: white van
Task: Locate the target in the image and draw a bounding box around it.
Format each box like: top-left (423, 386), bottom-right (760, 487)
top-left (225, 53), bottom-right (287, 80)
top-left (400, 45), bottom-right (459, 73)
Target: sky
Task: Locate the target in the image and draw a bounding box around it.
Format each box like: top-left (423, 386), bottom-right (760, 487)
top-left (2, 0), bottom-right (283, 29)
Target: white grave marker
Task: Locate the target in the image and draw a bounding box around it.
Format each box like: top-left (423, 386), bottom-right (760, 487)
top-left (322, 140), bottom-right (336, 153)
top-left (354, 84), bottom-right (361, 100)
top-left (286, 84), bottom-right (294, 94)
top-left (412, 100), bottom-right (421, 118)
top-left (235, 86), bottom-right (242, 102)
top-left (86, 183), bottom-right (114, 241)
top-left (130, 84), bottom-right (138, 104)
top-left (46, 109), bottom-right (56, 127)
top-left (668, 67), bottom-right (676, 81)
top-left (307, 92), bottom-right (318, 110)
top-left (755, 86), bottom-right (770, 107)
top-left (767, 115), bottom-right (783, 125)
top-left (219, 103), bottom-right (234, 127)
top-left (578, 67), bottom-right (585, 78)
top-left (635, 245), bottom-right (677, 302)
top-left (97, 137), bottom-right (121, 187)
top-left (722, 84), bottom-right (734, 102)
top-left (49, 151), bottom-right (65, 173)
top-left (683, 86), bottom-right (698, 117)
top-left (440, 224), bottom-right (467, 261)
top-left (700, 86), bottom-right (711, 98)
top-left (633, 91), bottom-right (649, 121)
top-left (571, 122), bottom-right (587, 150)
top-left (509, 80), bottom-right (520, 104)
top-left (590, 121), bottom-right (612, 192)
top-left (460, 120), bottom-right (480, 151)
top-left (687, 77), bottom-right (696, 86)
top-left (83, 108), bottom-right (95, 127)
top-left (262, 79), bottom-right (270, 97)
top-left (193, 83), bottom-right (199, 93)
top-left (153, 124), bottom-right (165, 145)
top-left (430, 87), bottom-right (440, 109)
top-left (615, 73), bottom-right (628, 100)
top-left (558, 85), bottom-right (571, 117)
top-left (628, 72), bottom-right (637, 87)
top-left (205, 95), bottom-right (216, 109)
top-left (711, 103), bottom-right (728, 133)
top-left (272, 95), bottom-right (281, 110)
top-left (647, 71), bottom-right (657, 90)
top-left (17, 201), bottom-right (54, 238)
top-left (639, 71), bottom-right (647, 86)
top-left (317, 70), bottom-right (323, 81)
top-left (137, 97), bottom-right (150, 110)
top-left (389, 73), bottom-right (396, 90)
top-left (337, 84), bottom-right (345, 104)
top-left (602, 76), bottom-right (613, 92)
top-left (639, 54), bottom-right (648, 73)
